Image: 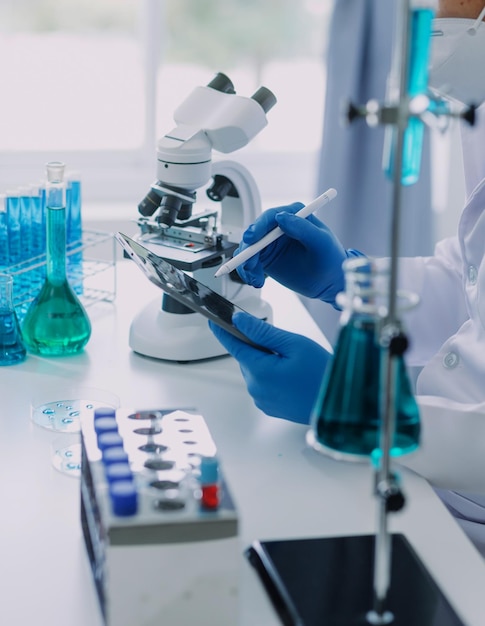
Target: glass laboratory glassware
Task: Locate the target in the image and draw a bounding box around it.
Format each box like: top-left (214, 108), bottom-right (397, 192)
top-left (6, 189), bottom-right (21, 268)
top-left (0, 273), bottom-right (27, 366)
top-left (66, 171), bottom-right (84, 295)
top-left (22, 162), bottom-right (91, 356)
top-left (308, 257), bottom-right (420, 460)
top-left (30, 384), bottom-right (120, 477)
top-left (0, 195), bottom-right (9, 269)
top-left (382, 2), bottom-right (435, 185)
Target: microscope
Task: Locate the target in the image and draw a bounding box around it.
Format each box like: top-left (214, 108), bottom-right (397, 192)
top-left (129, 73), bottom-right (277, 361)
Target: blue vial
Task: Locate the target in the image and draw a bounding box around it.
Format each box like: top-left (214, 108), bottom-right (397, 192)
top-left (102, 446), bottom-right (129, 465)
top-left (97, 431), bottom-right (124, 451)
top-left (109, 480), bottom-right (138, 516)
top-left (94, 407), bottom-right (117, 420)
top-left (105, 462), bottom-right (133, 483)
top-left (94, 416), bottom-right (119, 436)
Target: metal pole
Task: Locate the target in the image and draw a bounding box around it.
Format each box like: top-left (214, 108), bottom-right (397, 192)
top-left (367, 0), bottom-right (411, 622)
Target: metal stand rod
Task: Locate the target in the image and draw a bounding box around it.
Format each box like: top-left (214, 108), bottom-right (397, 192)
top-left (367, 0), bottom-right (411, 622)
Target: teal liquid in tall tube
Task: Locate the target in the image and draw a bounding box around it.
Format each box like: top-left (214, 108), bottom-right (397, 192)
top-left (22, 162), bottom-right (91, 356)
top-left (309, 258), bottom-right (420, 459)
top-left (383, 6), bottom-right (435, 186)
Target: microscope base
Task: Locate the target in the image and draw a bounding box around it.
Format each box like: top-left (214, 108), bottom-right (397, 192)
top-left (246, 533), bottom-right (464, 626)
top-left (129, 296), bottom-right (273, 362)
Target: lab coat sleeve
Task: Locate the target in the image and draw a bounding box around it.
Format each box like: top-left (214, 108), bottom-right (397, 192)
top-left (390, 236), bottom-right (469, 366)
top-left (398, 395), bottom-right (485, 495)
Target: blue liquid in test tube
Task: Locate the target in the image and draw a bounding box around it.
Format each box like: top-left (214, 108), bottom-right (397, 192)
top-left (383, 5), bottom-right (435, 185)
top-left (0, 195), bottom-right (9, 270)
top-left (18, 186), bottom-right (33, 263)
top-left (66, 172), bottom-right (83, 294)
top-left (30, 183), bottom-right (47, 289)
top-left (6, 190), bottom-right (21, 267)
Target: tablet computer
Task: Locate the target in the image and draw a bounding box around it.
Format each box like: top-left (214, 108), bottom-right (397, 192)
top-left (116, 232), bottom-right (269, 351)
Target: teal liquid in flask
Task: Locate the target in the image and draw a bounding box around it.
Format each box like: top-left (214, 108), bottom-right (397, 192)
top-left (309, 257), bottom-right (420, 460)
top-left (22, 162), bottom-right (91, 356)
top-left (0, 273), bottom-right (27, 365)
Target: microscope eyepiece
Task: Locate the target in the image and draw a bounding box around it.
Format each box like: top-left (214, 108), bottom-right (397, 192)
top-left (207, 72), bottom-right (235, 94)
top-left (251, 86), bottom-right (277, 113)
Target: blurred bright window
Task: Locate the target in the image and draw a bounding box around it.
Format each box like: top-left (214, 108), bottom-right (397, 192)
top-left (0, 0), bottom-right (331, 202)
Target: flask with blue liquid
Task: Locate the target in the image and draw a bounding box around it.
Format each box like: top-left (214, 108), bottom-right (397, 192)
top-left (308, 257), bottom-right (420, 460)
top-left (0, 273), bottom-right (27, 366)
top-left (22, 162), bottom-right (91, 356)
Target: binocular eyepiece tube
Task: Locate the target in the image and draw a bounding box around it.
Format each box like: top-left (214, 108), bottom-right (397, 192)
top-left (208, 72), bottom-right (277, 113)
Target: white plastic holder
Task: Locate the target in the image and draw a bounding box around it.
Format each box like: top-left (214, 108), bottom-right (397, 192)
top-left (129, 294), bottom-right (272, 362)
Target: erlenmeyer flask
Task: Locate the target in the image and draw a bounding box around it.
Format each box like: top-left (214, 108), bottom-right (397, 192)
top-left (308, 257), bottom-right (420, 460)
top-left (0, 273), bottom-right (27, 365)
top-left (22, 162), bottom-right (91, 356)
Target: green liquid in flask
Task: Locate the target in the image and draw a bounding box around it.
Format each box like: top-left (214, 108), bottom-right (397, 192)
top-left (22, 162), bottom-right (91, 356)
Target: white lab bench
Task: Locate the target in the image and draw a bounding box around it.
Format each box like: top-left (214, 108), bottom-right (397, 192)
top-left (2, 260), bottom-right (485, 626)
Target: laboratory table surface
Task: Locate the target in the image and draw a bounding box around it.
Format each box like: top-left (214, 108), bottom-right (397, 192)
top-left (2, 260), bottom-right (485, 626)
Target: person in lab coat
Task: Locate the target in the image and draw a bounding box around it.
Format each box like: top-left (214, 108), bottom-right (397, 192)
top-left (209, 0), bottom-right (485, 556)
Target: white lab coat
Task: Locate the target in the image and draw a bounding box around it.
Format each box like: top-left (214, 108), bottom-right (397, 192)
top-left (395, 106), bottom-right (485, 555)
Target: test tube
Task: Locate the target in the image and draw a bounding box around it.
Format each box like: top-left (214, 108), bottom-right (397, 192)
top-left (0, 194), bottom-right (9, 270)
top-left (29, 182), bottom-right (46, 289)
top-left (383, 0), bottom-right (436, 185)
top-left (66, 171), bottom-right (83, 294)
top-left (6, 189), bottom-right (21, 267)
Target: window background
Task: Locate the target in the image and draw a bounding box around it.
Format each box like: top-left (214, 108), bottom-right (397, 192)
top-left (0, 0), bottom-right (464, 243)
top-left (0, 0), bottom-right (331, 216)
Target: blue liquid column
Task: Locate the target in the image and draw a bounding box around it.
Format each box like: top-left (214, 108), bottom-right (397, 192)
top-left (30, 182), bottom-right (47, 294)
top-left (6, 189), bottom-right (21, 312)
top-left (66, 171), bottom-right (83, 295)
top-left (18, 186), bottom-right (34, 317)
top-left (383, 4), bottom-right (435, 185)
top-left (0, 194), bottom-right (9, 270)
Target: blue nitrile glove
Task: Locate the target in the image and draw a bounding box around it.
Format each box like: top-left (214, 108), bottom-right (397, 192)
top-left (209, 312), bottom-right (331, 424)
top-left (235, 202), bottom-right (363, 308)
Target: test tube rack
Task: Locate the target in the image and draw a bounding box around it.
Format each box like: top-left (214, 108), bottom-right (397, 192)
top-left (80, 407), bottom-right (239, 626)
top-left (4, 229), bottom-right (117, 320)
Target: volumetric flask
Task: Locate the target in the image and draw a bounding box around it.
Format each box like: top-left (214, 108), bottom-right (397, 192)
top-left (22, 162), bottom-right (91, 356)
top-left (308, 257), bottom-right (420, 461)
top-left (0, 273), bottom-right (27, 366)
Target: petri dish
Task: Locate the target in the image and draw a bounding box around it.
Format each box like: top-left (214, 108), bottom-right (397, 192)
top-left (31, 385), bottom-right (120, 433)
top-left (51, 435), bottom-right (82, 478)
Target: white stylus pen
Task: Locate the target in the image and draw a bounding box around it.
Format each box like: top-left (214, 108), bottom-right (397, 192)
top-left (214, 187), bottom-right (338, 278)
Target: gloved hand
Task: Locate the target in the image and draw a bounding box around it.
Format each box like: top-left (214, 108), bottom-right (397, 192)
top-left (209, 312), bottom-right (331, 424)
top-left (235, 202), bottom-right (363, 308)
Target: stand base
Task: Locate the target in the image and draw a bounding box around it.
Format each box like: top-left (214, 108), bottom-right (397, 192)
top-left (246, 534), bottom-right (464, 626)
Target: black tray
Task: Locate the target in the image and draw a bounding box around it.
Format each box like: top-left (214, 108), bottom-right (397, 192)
top-left (246, 533), bottom-right (464, 626)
